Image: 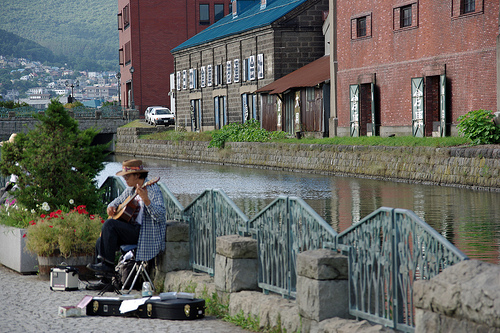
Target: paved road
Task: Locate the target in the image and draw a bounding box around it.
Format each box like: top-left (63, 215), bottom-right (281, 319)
top-left (0, 265), bottom-right (251, 333)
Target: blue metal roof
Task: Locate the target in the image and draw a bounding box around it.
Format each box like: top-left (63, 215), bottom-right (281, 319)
top-left (171, 0), bottom-right (309, 53)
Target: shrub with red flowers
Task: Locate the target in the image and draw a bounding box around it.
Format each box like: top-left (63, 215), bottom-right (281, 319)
top-left (25, 205), bottom-right (104, 257)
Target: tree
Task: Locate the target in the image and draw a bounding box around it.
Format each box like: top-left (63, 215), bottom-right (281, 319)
top-left (0, 99), bottom-right (108, 213)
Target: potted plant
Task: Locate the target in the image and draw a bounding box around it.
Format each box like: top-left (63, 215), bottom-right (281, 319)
top-left (25, 204), bottom-right (104, 277)
top-left (0, 197), bottom-right (38, 273)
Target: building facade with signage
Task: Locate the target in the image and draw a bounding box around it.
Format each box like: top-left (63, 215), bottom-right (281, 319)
top-left (334, 0), bottom-right (499, 137)
top-left (171, 0), bottom-right (328, 132)
top-left (117, 0), bottom-right (232, 115)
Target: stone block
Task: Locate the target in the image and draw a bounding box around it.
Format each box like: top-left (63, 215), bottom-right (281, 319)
top-left (413, 259), bottom-right (500, 330)
top-left (229, 290), bottom-right (301, 333)
top-left (159, 241), bottom-right (190, 272)
top-left (215, 253), bottom-right (258, 292)
top-left (165, 221), bottom-right (189, 242)
top-left (296, 275), bottom-right (350, 321)
top-left (296, 249), bottom-right (348, 280)
top-left (216, 235), bottom-right (257, 259)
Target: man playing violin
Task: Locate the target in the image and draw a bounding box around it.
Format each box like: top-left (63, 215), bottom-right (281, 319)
top-left (87, 159), bottom-right (166, 280)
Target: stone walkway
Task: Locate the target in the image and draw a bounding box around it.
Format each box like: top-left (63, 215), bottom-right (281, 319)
top-left (0, 265), bottom-right (251, 333)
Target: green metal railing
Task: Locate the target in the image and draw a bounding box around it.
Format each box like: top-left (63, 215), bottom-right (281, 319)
top-left (100, 177), bottom-right (468, 331)
top-left (0, 105), bottom-right (124, 119)
top-left (100, 176), bottom-right (127, 207)
top-left (0, 106), bottom-right (39, 118)
top-left (337, 207), bottom-right (469, 332)
top-left (99, 105), bottom-right (124, 118)
top-left (249, 196), bottom-right (337, 298)
top-left (158, 182), bottom-right (184, 221)
top-left (183, 189), bottom-right (249, 275)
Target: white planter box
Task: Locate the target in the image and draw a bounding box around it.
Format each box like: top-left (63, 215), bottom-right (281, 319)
top-left (0, 225), bottom-right (38, 274)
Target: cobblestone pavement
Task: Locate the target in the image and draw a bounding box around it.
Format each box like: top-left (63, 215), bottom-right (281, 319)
top-left (0, 265), bottom-right (251, 333)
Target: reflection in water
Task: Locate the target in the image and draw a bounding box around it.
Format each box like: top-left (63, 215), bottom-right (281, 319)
top-left (99, 155), bottom-right (500, 264)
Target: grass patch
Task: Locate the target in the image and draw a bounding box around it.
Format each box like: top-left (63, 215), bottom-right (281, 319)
top-left (143, 129), bottom-right (213, 142)
top-left (121, 119), bottom-right (151, 128)
top-left (122, 120), bottom-right (470, 147)
top-left (275, 135), bottom-right (468, 147)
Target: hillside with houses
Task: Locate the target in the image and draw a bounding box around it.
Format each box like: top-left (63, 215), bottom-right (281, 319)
top-left (0, 55), bottom-right (119, 109)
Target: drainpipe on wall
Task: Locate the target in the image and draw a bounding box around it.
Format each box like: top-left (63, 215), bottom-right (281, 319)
top-left (497, 9), bottom-right (500, 113)
top-left (329, 0), bottom-right (338, 137)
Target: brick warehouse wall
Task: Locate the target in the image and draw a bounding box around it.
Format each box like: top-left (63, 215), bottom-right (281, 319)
top-left (172, 0), bottom-right (329, 132)
top-left (335, 0), bottom-right (499, 137)
top-left (116, 127), bottom-right (500, 189)
top-left (118, 0), bottom-right (232, 114)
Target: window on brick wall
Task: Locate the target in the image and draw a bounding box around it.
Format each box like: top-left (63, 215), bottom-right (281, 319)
top-left (393, 3), bottom-right (418, 31)
top-left (200, 4), bottom-right (210, 25)
top-left (452, 0), bottom-right (483, 17)
top-left (351, 14), bottom-right (372, 40)
top-left (214, 4), bottom-right (224, 22)
top-left (124, 42), bottom-right (131, 65)
top-left (357, 17), bottom-right (366, 37)
top-left (400, 5), bottom-right (412, 27)
top-left (462, 0), bottom-right (475, 13)
top-left (123, 5), bottom-right (130, 28)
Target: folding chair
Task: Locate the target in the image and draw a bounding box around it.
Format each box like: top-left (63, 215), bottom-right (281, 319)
top-left (120, 244), bottom-right (156, 294)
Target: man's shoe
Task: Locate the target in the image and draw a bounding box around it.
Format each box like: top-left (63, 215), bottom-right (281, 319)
top-left (86, 262), bottom-right (115, 273)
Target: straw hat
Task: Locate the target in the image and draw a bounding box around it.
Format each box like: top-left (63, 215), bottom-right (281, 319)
top-left (116, 159), bottom-right (149, 176)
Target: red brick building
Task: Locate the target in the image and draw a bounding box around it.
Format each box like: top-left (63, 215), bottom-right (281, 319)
top-left (334, 0), bottom-right (499, 137)
top-left (117, 0), bottom-right (232, 115)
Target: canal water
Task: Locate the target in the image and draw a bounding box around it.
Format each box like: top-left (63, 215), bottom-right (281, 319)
top-left (98, 154), bottom-right (500, 265)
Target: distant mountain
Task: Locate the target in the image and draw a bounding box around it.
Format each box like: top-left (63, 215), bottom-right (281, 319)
top-left (0, 29), bottom-right (67, 65)
top-left (0, 0), bottom-right (118, 71)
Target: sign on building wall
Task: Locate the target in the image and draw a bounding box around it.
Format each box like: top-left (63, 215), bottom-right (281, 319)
top-left (294, 91), bottom-right (301, 132)
top-left (189, 68), bottom-right (195, 89)
top-left (226, 60), bottom-right (232, 84)
top-left (257, 54), bottom-right (264, 79)
top-left (249, 55), bottom-right (255, 81)
top-left (176, 53), bottom-right (265, 91)
top-left (349, 84), bottom-right (360, 137)
top-left (233, 59), bottom-right (240, 83)
top-left (200, 66), bottom-right (206, 88)
top-left (207, 64), bottom-right (213, 87)
top-left (411, 77), bottom-right (424, 137)
top-left (277, 98), bottom-right (282, 131)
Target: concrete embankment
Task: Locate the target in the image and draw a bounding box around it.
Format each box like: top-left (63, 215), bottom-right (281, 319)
top-left (116, 127), bottom-right (500, 190)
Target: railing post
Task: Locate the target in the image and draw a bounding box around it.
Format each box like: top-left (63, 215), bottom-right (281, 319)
top-left (287, 197), bottom-right (292, 298)
top-left (391, 208), bottom-right (399, 329)
top-left (211, 189), bottom-right (216, 276)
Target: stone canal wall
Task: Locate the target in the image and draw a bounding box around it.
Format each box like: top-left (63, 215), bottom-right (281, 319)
top-left (116, 127), bottom-right (500, 190)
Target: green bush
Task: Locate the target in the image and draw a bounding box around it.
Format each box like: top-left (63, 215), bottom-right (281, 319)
top-left (0, 100), bottom-right (108, 214)
top-left (209, 119), bottom-right (289, 149)
top-left (457, 109), bottom-right (500, 145)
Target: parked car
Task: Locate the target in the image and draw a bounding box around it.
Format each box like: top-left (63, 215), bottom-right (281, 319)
top-left (149, 107), bottom-right (175, 127)
top-left (144, 106), bottom-right (163, 125)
